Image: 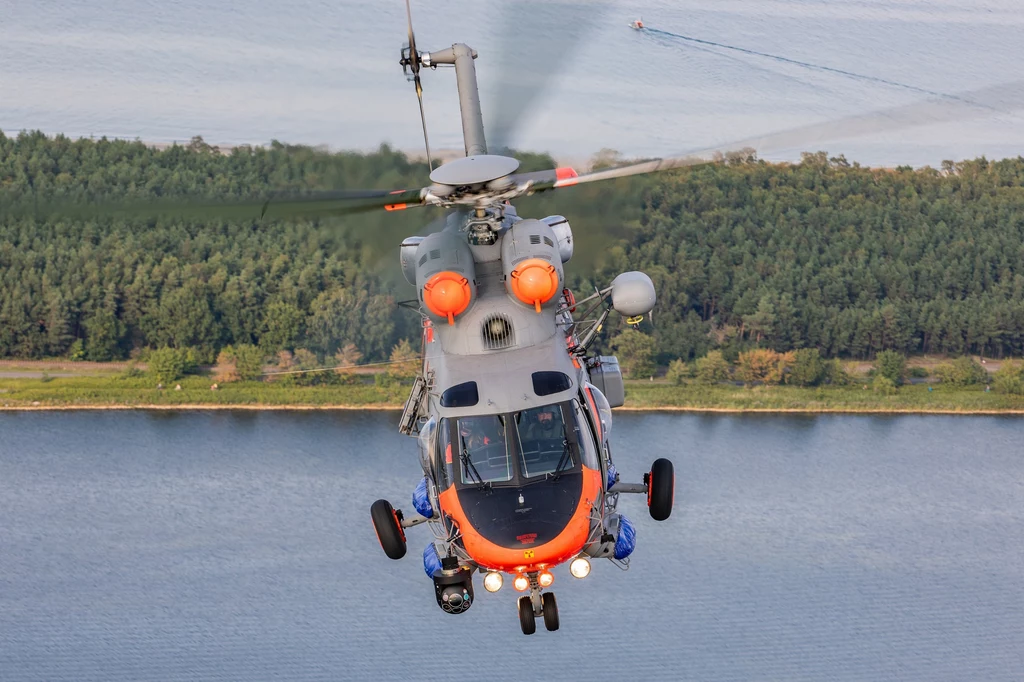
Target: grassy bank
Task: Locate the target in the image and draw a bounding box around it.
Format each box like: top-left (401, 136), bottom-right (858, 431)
top-left (621, 381), bottom-right (1024, 413)
top-left (2, 374), bottom-right (1024, 413)
top-left (0, 375), bottom-right (405, 409)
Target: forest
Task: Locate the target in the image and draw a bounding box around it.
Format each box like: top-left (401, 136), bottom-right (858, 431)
top-left (2, 129), bottom-right (1024, 367)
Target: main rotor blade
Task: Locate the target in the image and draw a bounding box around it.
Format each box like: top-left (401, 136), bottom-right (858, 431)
top-left (4, 187), bottom-right (432, 222)
top-left (259, 187), bottom-right (430, 219)
top-left (370, 208), bottom-right (466, 286)
top-left (520, 77), bottom-right (1024, 193)
top-left (485, 1), bottom-right (611, 153)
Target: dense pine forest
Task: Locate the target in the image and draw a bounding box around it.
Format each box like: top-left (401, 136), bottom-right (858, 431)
top-left (2, 130), bottom-right (1023, 365)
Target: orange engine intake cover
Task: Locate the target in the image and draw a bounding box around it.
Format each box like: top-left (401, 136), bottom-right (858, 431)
top-left (422, 271), bottom-right (472, 324)
top-left (510, 258), bottom-right (559, 312)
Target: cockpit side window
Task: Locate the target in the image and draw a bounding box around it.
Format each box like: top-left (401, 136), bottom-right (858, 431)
top-left (572, 400), bottom-right (601, 470)
top-left (455, 415), bottom-right (512, 485)
top-left (436, 418), bottom-right (454, 490)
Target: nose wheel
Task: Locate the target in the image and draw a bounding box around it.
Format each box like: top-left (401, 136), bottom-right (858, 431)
top-left (542, 592), bottom-right (559, 631)
top-left (517, 591), bottom-right (559, 635)
top-left (517, 596), bottom-right (536, 635)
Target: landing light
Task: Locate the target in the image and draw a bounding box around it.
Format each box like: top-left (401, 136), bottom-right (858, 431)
top-left (569, 557), bottom-right (591, 579)
top-left (483, 571), bottom-right (504, 593)
top-left (538, 570), bottom-right (554, 587)
top-left (513, 574), bottom-right (530, 592)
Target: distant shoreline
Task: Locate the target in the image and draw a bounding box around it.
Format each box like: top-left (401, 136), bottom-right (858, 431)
top-left (0, 404), bottom-right (402, 412)
top-left (3, 372), bottom-right (1023, 415)
top-left (2, 404), bottom-right (1023, 416)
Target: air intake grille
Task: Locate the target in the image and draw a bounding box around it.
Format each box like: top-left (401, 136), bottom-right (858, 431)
top-left (482, 313), bottom-right (515, 350)
top-left (529, 234), bottom-right (541, 245)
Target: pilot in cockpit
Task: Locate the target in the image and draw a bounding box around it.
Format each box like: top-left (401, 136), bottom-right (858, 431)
top-left (523, 405), bottom-right (563, 443)
top-left (460, 419), bottom-right (488, 450)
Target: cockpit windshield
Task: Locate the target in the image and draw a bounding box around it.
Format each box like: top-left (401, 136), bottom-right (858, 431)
top-left (514, 404), bottom-right (572, 478)
top-left (456, 415), bottom-right (511, 485)
top-left (442, 400), bottom-right (598, 489)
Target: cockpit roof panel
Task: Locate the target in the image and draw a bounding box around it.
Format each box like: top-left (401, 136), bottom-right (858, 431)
top-left (428, 333), bottom-right (578, 417)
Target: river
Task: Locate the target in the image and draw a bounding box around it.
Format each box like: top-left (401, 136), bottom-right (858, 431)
top-left (1, 410), bottom-right (1022, 681)
top-left (2, 1), bottom-right (1023, 166)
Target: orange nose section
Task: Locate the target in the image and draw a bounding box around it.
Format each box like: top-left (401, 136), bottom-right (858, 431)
top-left (511, 259), bottom-right (559, 312)
top-left (423, 271), bottom-right (472, 324)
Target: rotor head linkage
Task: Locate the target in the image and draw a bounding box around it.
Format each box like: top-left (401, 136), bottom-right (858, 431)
top-left (466, 206), bottom-right (505, 245)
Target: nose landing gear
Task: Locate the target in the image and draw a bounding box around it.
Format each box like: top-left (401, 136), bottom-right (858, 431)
top-left (518, 583), bottom-right (559, 635)
top-left (541, 592), bottom-right (559, 631)
top-left (518, 595), bottom-right (536, 635)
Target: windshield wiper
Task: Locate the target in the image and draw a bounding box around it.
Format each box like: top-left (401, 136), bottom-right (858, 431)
top-left (550, 440), bottom-right (575, 481)
top-left (461, 449), bottom-right (490, 490)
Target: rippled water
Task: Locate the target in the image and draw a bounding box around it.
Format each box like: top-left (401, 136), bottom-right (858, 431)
top-left (2, 1), bottom-right (1023, 165)
top-left (1, 410), bottom-right (1022, 681)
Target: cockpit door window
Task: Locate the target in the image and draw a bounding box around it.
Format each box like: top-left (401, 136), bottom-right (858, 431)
top-left (571, 400), bottom-right (601, 470)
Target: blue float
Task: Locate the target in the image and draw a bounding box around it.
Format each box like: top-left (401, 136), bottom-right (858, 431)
top-left (422, 542), bottom-right (442, 578)
top-left (412, 476), bottom-right (434, 518)
top-left (614, 514), bottom-right (636, 560)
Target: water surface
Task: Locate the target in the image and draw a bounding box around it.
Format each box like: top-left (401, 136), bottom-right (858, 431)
top-left (1, 411), bottom-right (1022, 681)
top-left (2, 1), bottom-right (1023, 165)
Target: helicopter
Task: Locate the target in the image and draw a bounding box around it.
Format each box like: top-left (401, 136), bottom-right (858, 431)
top-left (17, 0), bottom-right (1021, 638)
top-left (353, 2), bottom-right (685, 636)
top-left (284, 3), bottom-right (1023, 635)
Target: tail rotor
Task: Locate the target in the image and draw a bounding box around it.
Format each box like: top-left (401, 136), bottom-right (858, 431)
top-left (400, 0), bottom-right (434, 171)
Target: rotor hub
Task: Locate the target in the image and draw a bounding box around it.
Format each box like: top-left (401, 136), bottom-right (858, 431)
top-left (429, 155), bottom-right (520, 186)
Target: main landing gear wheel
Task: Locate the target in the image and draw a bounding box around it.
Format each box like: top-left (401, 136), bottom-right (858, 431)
top-left (518, 595), bottom-right (536, 635)
top-left (542, 591), bottom-right (559, 631)
top-left (647, 458), bottom-right (675, 521)
top-left (370, 499), bottom-right (407, 559)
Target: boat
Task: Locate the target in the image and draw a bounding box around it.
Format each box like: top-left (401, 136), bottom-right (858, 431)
top-left (629, 18), bottom-right (644, 30)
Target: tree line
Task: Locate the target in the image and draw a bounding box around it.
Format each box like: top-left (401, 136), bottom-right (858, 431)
top-left (2, 130), bottom-right (1024, 366)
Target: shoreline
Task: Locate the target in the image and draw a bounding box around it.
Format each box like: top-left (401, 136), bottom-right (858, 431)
top-left (2, 403), bottom-right (1023, 415)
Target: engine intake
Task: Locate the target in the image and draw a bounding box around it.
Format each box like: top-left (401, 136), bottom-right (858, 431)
top-left (414, 232), bottom-right (477, 325)
top-left (501, 219), bottom-right (564, 313)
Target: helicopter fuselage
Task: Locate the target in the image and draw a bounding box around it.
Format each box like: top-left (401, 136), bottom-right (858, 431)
top-left (413, 212), bottom-right (612, 572)
top-left (373, 201), bottom-right (672, 634)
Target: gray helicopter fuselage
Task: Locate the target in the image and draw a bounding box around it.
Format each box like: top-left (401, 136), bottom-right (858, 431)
top-left (421, 222), bottom-right (580, 419)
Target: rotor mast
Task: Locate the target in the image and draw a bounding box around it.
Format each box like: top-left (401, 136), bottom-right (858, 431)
top-left (424, 44), bottom-right (487, 157)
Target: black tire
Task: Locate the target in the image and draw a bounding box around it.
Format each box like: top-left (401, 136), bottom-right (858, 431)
top-left (370, 499), bottom-right (407, 560)
top-left (542, 591), bottom-right (559, 631)
top-left (648, 458), bottom-right (675, 521)
top-left (518, 595), bottom-right (536, 635)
